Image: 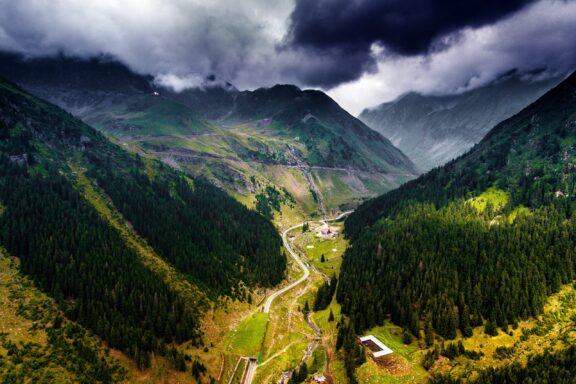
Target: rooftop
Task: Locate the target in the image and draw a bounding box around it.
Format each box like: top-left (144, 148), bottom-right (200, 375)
top-left (360, 335), bottom-right (393, 358)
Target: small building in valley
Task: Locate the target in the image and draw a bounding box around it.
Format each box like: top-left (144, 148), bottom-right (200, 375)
top-left (360, 335), bottom-right (393, 358)
top-left (318, 225), bottom-right (338, 239)
top-left (310, 374), bottom-right (327, 383)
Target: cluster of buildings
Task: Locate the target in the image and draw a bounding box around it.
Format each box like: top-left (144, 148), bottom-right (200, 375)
top-left (317, 224), bottom-right (338, 239)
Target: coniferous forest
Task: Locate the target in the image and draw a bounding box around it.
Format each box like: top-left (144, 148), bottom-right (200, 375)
top-left (429, 344), bottom-right (576, 384)
top-left (336, 72), bottom-right (576, 379)
top-left (85, 144), bottom-right (285, 293)
top-left (1, 21), bottom-right (575, 383)
top-left (0, 79), bottom-right (285, 369)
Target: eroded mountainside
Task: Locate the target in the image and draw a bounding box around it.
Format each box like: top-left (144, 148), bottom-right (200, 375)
top-left (359, 73), bottom-right (560, 171)
top-left (0, 54), bottom-right (418, 220)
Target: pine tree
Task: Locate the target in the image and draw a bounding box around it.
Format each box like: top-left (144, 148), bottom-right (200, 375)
top-left (402, 329), bottom-right (413, 345)
top-left (425, 320), bottom-right (435, 347)
top-left (484, 318), bottom-right (498, 336)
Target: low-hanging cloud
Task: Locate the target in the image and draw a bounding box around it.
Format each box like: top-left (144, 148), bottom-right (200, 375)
top-left (0, 0), bottom-right (574, 114)
top-left (328, 0), bottom-right (576, 114)
top-left (0, 0), bottom-right (296, 88)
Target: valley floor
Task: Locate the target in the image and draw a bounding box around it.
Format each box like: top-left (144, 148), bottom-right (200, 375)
top-left (202, 213), bottom-right (576, 384)
top-left (3, 208), bottom-right (576, 384)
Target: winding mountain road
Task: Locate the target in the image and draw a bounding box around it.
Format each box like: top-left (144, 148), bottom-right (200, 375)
top-left (263, 211), bottom-right (352, 314)
top-left (244, 210), bottom-right (352, 384)
top-left (263, 223), bottom-right (309, 313)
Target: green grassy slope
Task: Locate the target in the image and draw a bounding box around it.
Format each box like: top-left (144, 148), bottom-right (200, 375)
top-left (80, 85), bottom-right (418, 219)
top-left (228, 85), bottom-right (418, 174)
top-left (0, 78), bottom-right (284, 378)
top-left (0, 55), bottom-right (419, 220)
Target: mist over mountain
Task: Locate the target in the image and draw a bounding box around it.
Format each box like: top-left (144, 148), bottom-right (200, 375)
top-left (359, 73), bottom-right (562, 171)
top-left (1, 1), bottom-right (576, 381)
top-left (0, 54), bottom-right (417, 219)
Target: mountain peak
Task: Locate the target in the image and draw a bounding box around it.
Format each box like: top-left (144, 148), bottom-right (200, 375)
top-left (359, 73), bottom-right (562, 171)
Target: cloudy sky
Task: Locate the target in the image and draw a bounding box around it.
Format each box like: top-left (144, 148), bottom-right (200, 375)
top-left (0, 0), bottom-right (575, 114)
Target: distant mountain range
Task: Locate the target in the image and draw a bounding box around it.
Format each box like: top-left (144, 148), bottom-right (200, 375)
top-left (359, 73), bottom-right (562, 171)
top-left (0, 54), bottom-right (418, 219)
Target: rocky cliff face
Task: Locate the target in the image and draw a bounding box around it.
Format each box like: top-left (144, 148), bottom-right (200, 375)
top-left (359, 74), bottom-right (561, 171)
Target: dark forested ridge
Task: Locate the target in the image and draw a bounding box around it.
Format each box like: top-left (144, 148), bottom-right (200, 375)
top-left (430, 344), bottom-right (576, 384)
top-left (346, 72), bottom-right (576, 239)
top-left (0, 79), bottom-right (284, 368)
top-left (84, 143), bottom-right (285, 293)
top-left (338, 72), bottom-right (576, 342)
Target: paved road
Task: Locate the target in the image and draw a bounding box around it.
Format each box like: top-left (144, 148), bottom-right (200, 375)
top-left (246, 210), bottom-right (352, 384)
top-left (263, 223), bottom-right (309, 313)
top-left (243, 359), bottom-right (257, 384)
top-left (263, 211), bottom-right (352, 314)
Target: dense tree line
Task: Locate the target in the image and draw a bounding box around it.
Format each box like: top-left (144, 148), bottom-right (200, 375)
top-left (0, 79), bottom-right (285, 369)
top-left (85, 144), bottom-right (284, 294)
top-left (313, 275), bottom-right (337, 311)
top-left (338, 200), bottom-right (576, 339)
top-left (335, 73), bottom-right (576, 381)
top-left (429, 344), bottom-right (576, 384)
top-left (0, 156), bottom-right (200, 368)
top-left (0, 81), bottom-right (206, 367)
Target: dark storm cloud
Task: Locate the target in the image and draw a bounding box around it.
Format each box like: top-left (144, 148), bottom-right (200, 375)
top-left (0, 0), bottom-right (574, 113)
top-left (0, 0), bottom-right (295, 90)
top-left (328, 0), bottom-right (576, 114)
top-left (285, 0), bottom-right (538, 86)
top-left (277, 45), bottom-right (377, 88)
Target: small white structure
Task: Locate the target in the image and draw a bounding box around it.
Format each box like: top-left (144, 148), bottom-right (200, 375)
top-left (311, 374), bottom-right (327, 383)
top-left (360, 335), bottom-right (393, 358)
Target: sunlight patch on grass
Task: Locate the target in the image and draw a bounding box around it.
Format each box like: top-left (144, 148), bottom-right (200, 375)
top-left (224, 312), bottom-right (269, 357)
top-left (507, 205), bottom-right (531, 223)
top-left (437, 282), bottom-right (576, 380)
top-left (356, 322), bottom-right (429, 384)
top-left (467, 187), bottom-right (509, 213)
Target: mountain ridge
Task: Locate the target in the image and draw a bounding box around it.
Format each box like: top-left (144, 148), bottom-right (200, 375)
top-left (0, 77), bottom-right (284, 375)
top-left (336, 70), bottom-right (576, 382)
top-left (0, 53), bottom-right (418, 219)
top-left (359, 74), bottom-right (562, 171)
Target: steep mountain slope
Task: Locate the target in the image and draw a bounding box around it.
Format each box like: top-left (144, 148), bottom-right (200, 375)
top-left (0, 54), bottom-right (418, 220)
top-left (0, 250), bottom-right (126, 383)
top-left (359, 74), bottom-right (561, 171)
top-left (0, 78), bottom-right (283, 375)
top-left (228, 85), bottom-right (416, 173)
top-left (163, 75), bottom-right (239, 121)
top-left (338, 71), bottom-right (576, 372)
